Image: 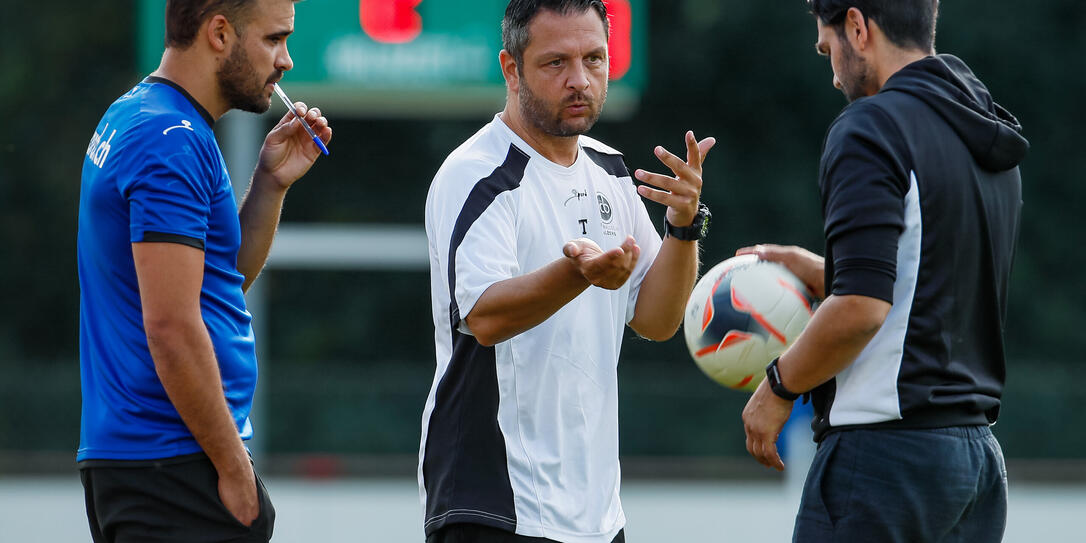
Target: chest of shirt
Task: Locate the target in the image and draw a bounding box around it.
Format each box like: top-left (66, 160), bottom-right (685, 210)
top-left (513, 165), bottom-right (632, 269)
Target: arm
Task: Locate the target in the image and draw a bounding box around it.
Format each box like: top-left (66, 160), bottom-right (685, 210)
top-left (132, 242), bottom-right (258, 525)
top-left (465, 236), bottom-right (640, 346)
top-left (628, 236), bottom-right (698, 340)
top-left (742, 294), bottom-right (890, 471)
top-left (628, 131), bottom-right (716, 340)
top-left (237, 102), bottom-right (332, 291)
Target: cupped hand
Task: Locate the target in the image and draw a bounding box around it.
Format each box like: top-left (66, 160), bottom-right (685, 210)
top-left (563, 236), bottom-right (640, 290)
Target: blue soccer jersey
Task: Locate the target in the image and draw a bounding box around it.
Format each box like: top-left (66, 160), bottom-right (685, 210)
top-left (77, 77), bottom-right (257, 461)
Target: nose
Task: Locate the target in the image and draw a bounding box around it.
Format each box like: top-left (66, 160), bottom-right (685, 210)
top-left (567, 62), bottom-right (590, 91)
top-left (277, 44), bottom-right (294, 73)
top-left (833, 74), bottom-right (842, 90)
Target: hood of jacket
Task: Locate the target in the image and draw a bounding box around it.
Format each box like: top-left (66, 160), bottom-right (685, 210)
top-left (880, 54), bottom-right (1029, 172)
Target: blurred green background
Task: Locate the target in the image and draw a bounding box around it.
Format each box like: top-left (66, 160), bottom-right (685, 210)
top-left (1, 0), bottom-right (1083, 473)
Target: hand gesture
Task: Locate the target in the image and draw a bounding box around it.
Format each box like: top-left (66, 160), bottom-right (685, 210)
top-left (736, 244), bottom-right (826, 299)
top-left (742, 379), bottom-right (794, 471)
top-left (564, 236), bottom-right (640, 290)
top-left (256, 102), bottom-right (332, 189)
top-left (634, 131), bottom-right (716, 227)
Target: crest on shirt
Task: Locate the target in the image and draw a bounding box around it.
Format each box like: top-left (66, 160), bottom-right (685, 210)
top-left (597, 192), bottom-right (613, 224)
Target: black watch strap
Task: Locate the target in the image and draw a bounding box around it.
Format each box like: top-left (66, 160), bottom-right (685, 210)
top-left (664, 203), bottom-right (710, 241)
top-left (765, 357), bottom-right (802, 402)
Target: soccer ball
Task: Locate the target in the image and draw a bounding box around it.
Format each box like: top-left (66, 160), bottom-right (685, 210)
top-left (683, 254), bottom-right (818, 391)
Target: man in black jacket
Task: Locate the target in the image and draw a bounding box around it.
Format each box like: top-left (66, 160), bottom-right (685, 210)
top-left (739, 1), bottom-right (1028, 541)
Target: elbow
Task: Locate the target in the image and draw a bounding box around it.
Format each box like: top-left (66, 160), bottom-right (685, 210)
top-left (142, 313), bottom-right (201, 351)
top-left (634, 317), bottom-right (682, 343)
top-left (463, 315), bottom-right (504, 347)
top-left (835, 294), bottom-right (892, 337)
top-left (645, 323), bottom-right (681, 342)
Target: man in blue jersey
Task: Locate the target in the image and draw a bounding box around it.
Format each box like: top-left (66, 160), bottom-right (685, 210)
top-left (77, 0), bottom-right (330, 541)
top-left (739, 1), bottom-right (1027, 542)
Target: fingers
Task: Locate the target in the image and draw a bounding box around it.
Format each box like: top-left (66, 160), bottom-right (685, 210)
top-left (698, 136), bottom-right (717, 159)
top-left (633, 169), bottom-right (678, 192)
top-left (735, 243), bottom-right (787, 262)
top-left (636, 183), bottom-right (687, 209)
top-left (685, 131), bottom-right (702, 172)
top-left (744, 423), bottom-right (785, 471)
top-left (571, 236), bottom-right (639, 290)
top-left (652, 145), bottom-right (697, 182)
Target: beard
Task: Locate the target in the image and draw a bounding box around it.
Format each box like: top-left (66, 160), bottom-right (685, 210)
top-left (838, 38), bottom-right (873, 103)
top-left (217, 43), bottom-right (279, 114)
top-left (519, 75), bottom-right (606, 138)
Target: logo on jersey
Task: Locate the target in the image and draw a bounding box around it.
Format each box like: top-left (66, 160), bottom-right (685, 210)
top-left (597, 193), bottom-right (613, 224)
top-left (564, 189), bottom-right (588, 206)
top-left (163, 120), bottom-right (194, 135)
top-left (86, 123), bottom-right (116, 169)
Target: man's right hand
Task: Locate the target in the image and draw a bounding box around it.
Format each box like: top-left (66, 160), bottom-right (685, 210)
top-left (564, 236), bottom-right (640, 290)
top-left (736, 244), bottom-right (826, 299)
top-left (218, 463), bottom-right (260, 527)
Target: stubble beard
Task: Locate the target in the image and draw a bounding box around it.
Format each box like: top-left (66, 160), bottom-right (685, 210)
top-left (518, 75), bottom-right (606, 138)
top-left (217, 43), bottom-right (277, 114)
top-left (839, 38), bottom-right (873, 103)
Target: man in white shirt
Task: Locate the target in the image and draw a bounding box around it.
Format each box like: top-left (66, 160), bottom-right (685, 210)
top-left (420, 1), bottom-right (715, 542)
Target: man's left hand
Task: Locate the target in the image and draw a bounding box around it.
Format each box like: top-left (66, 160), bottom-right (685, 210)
top-left (634, 131), bottom-right (716, 226)
top-left (742, 379), bottom-right (794, 471)
top-left (256, 102), bottom-right (332, 189)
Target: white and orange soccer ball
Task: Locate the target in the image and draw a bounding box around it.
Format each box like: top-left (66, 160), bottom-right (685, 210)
top-left (683, 254), bottom-right (818, 392)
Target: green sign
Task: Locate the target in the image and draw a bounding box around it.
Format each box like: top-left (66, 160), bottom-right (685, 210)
top-left (138, 0), bottom-right (647, 118)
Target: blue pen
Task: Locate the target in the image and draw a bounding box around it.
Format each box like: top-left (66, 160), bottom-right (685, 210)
top-left (272, 83), bottom-right (329, 156)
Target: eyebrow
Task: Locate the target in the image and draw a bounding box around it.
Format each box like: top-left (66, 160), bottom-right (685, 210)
top-left (538, 46), bottom-right (608, 59)
top-left (266, 28), bottom-right (293, 40)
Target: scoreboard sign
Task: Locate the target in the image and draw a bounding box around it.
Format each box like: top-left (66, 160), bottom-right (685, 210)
top-left (138, 0), bottom-right (647, 118)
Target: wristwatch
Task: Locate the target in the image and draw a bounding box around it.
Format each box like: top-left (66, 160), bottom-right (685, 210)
top-left (664, 203), bottom-right (711, 241)
top-left (765, 357), bottom-right (802, 402)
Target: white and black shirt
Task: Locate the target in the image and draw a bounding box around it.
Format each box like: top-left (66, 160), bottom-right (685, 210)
top-left (420, 114), bottom-right (662, 543)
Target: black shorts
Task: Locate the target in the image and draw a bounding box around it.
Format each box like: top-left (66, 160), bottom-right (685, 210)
top-left (428, 523), bottom-right (625, 543)
top-left (80, 452), bottom-right (275, 543)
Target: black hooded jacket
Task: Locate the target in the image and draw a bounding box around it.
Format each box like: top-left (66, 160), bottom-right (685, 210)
top-left (812, 54), bottom-right (1028, 441)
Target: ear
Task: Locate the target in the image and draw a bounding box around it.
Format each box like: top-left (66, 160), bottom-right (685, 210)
top-left (204, 14), bottom-right (234, 53)
top-left (499, 49), bottom-right (520, 94)
top-left (844, 7), bottom-right (870, 51)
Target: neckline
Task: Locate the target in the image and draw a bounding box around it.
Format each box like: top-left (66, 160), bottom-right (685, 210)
top-left (144, 76), bottom-right (215, 127)
top-left (492, 114), bottom-right (584, 176)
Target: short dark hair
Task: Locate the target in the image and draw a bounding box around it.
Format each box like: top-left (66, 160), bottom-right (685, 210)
top-left (502, 0), bottom-right (609, 68)
top-left (165, 0), bottom-right (258, 48)
top-left (808, 0), bottom-right (939, 52)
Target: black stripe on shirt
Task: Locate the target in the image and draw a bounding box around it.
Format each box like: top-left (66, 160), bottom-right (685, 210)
top-left (583, 146), bottom-right (630, 178)
top-left (140, 231), bottom-right (205, 251)
top-left (423, 144), bottom-right (529, 536)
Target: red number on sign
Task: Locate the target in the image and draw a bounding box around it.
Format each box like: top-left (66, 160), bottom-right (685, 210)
top-left (605, 0), bottom-right (632, 80)
top-left (359, 0), bottom-right (423, 44)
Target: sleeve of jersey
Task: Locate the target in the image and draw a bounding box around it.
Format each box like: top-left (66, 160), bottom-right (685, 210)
top-left (623, 178), bottom-right (663, 323)
top-left (820, 104), bottom-right (909, 304)
top-left (449, 189), bottom-right (520, 336)
top-left (121, 134), bottom-right (212, 251)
